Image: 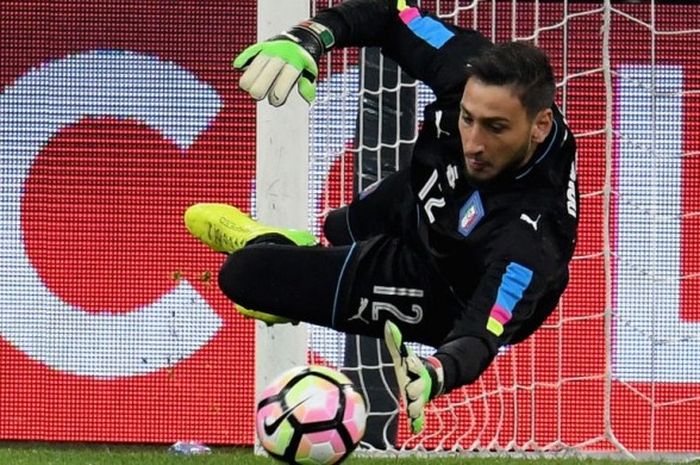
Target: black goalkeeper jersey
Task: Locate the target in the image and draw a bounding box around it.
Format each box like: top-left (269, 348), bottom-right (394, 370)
top-left (316, 0), bottom-right (579, 348)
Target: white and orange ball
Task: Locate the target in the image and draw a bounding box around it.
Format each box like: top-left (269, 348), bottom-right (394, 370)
top-left (256, 365), bottom-right (367, 465)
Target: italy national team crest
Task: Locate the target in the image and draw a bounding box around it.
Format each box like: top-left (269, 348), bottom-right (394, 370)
top-left (458, 191), bottom-right (484, 237)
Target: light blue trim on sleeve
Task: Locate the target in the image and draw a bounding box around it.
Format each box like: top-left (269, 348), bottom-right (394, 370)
top-left (495, 262), bottom-right (534, 311)
top-left (407, 16), bottom-right (454, 49)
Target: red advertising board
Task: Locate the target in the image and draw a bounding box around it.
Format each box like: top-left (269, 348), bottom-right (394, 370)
top-left (0, 0), bottom-right (698, 452)
top-left (0, 0), bottom-right (258, 443)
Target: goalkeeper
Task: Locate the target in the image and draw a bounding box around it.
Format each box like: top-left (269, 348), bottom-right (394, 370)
top-left (184, 0), bottom-right (578, 435)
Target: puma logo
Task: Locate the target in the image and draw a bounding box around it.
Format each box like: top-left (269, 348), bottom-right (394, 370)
top-left (347, 298), bottom-right (370, 325)
top-left (434, 110), bottom-right (451, 139)
top-left (520, 213), bottom-right (541, 231)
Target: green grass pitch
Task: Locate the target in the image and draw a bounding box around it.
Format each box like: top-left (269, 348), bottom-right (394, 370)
top-left (0, 442), bottom-right (695, 465)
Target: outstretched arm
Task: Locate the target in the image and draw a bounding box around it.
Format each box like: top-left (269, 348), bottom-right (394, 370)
top-left (385, 211), bottom-right (572, 434)
top-left (311, 0), bottom-right (396, 48)
top-left (233, 0), bottom-right (491, 106)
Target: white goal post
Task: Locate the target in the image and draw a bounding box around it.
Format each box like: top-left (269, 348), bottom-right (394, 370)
top-left (256, 0), bottom-right (700, 460)
top-left (254, 0), bottom-right (311, 410)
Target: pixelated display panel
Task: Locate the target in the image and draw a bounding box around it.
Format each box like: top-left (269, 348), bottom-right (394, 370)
top-left (0, 0), bottom-right (258, 444)
top-left (0, 1), bottom-right (698, 452)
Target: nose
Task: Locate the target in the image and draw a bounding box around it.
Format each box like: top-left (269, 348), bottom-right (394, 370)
top-left (461, 125), bottom-right (484, 156)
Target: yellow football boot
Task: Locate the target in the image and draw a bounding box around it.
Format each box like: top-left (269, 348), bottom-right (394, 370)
top-left (184, 203), bottom-right (316, 253)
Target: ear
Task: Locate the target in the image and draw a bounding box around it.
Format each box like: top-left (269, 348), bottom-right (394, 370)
top-left (531, 108), bottom-right (553, 144)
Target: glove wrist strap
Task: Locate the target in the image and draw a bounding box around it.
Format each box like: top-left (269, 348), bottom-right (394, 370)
top-left (424, 356), bottom-right (445, 399)
top-left (268, 20), bottom-right (334, 64)
top-left (274, 20), bottom-right (334, 63)
top-left (296, 20), bottom-right (335, 50)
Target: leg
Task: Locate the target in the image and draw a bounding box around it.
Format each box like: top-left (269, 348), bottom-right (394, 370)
top-left (218, 232), bottom-right (458, 345)
top-left (183, 196), bottom-right (457, 340)
top-left (184, 202), bottom-right (318, 324)
top-left (219, 242), bottom-right (354, 329)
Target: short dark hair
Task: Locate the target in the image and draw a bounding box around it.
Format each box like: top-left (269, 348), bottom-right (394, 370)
top-left (465, 41), bottom-right (556, 118)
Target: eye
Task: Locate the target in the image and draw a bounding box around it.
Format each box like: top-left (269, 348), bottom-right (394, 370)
top-left (490, 124), bottom-right (505, 134)
top-left (461, 114), bottom-right (473, 125)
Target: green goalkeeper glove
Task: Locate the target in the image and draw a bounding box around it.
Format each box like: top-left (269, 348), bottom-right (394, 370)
top-left (384, 320), bottom-right (444, 434)
top-left (233, 20), bottom-right (335, 107)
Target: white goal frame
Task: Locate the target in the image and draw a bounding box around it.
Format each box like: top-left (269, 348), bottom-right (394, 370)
top-left (254, 0), bottom-right (310, 413)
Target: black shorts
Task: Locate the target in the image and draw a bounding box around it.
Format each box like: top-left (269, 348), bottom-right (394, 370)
top-left (323, 168), bottom-right (463, 347)
top-left (332, 233), bottom-right (462, 348)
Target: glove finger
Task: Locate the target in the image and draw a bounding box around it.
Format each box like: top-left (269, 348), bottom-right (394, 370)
top-left (409, 412), bottom-right (425, 435)
top-left (242, 56), bottom-right (285, 101)
top-left (407, 399), bottom-right (426, 419)
top-left (233, 43), bottom-right (263, 69)
top-left (406, 379), bottom-right (427, 401)
top-left (384, 321), bottom-right (410, 400)
top-left (247, 57), bottom-right (285, 101)
top-left (268, 63), bottom-right (302, 107)
top-left (405, 353), bottom-right (423, 372)
top-left (297, 76), bottom-right (317, 104)
top-left (238, 54), bottom-right (270, 98)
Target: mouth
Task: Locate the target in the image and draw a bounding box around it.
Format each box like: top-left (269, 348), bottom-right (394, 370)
top-left (466, 157), bottom-right (487, 171)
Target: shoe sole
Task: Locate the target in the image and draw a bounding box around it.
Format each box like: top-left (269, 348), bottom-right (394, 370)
top-left (237, 305), bottom-right (298, 326)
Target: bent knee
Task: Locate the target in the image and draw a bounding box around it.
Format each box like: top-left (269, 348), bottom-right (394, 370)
top-left (323, 207), bottom-right (353, 245)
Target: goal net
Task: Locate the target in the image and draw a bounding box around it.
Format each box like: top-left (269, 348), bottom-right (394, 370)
top-left (303, 0), bottom-right (700, 458)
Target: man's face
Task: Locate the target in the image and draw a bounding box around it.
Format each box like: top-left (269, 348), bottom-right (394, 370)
top-left (458, 77), bottom-right (552, 185)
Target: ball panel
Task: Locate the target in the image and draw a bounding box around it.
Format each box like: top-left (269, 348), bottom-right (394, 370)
top-left (342, 390), bottom-right (367, 444)
top-left (292, 384), bottom-right (341, 424)
top-left (296, 431), bottom-right (346, 465)
top-left (285, 374), bottom-right (335, 404)
top-left (255, 401), bottom-right (282, 436)
top-left (256, 405), bottom-right (295, 456)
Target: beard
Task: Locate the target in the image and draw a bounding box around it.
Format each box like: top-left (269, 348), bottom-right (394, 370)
top-left (463, 139), bottom-right (532, 189)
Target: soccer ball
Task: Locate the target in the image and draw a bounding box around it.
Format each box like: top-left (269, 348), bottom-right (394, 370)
top-left (256, 365), bottom-right (367, 465)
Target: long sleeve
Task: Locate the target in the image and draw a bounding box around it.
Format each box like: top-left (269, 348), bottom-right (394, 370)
top-left (312, 0), bottom-right (395, 48)
top-left (312, 0), bottom-right (492, 97)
